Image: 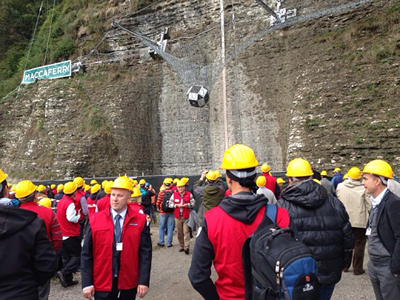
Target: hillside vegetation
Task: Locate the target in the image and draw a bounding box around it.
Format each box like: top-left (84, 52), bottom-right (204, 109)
top-left (0, 0), bottom-right (155, 99)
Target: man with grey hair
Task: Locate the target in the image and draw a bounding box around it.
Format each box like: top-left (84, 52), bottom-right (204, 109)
top-left (362, 159), bottom-right (400, 300)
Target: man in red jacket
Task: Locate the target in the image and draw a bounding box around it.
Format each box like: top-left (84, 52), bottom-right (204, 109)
top-left (16, 180), bottom-right (62, 300)
top-left (81, 176), bottom-right (152, 300)
top-left (169, 180), bottom-right (195, 254)
top-left (261, 162), bottom-right (281, 199)
top-left (189, 144), bottom-right (290, 299)
top-left (56, 181), bottom-right (81, 288)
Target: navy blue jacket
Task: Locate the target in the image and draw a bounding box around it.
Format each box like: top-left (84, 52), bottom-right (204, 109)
top-left (278, 180), bottom-right (354, 285)
top-left (375, 190), bottom-right (400, 274)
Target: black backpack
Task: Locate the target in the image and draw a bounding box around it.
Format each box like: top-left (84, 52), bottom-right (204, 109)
top-left (161, 189), bottom-right (174, 213)
top-left (242, 205), bottom-right (320, 300)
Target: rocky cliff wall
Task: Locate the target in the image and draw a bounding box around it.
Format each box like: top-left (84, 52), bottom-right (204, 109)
top-left (0, 0), bottom-right (399, 180)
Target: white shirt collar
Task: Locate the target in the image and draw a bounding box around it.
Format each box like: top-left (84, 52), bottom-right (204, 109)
top-left (111, 207), bottom-right (127, 220)
top-left (370, 188), bottom-right (388, 208)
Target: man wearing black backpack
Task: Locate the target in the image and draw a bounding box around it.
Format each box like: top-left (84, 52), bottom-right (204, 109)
top-left (156, 178), bottom-right (175, 247)
top-left (188, 144), bottom-right (290, 300)
top-left (277, 158), bottom-right (354, 300)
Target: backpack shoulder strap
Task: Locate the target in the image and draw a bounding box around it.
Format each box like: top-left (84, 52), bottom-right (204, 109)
top-left (266, 203), bottom-right (277, 224)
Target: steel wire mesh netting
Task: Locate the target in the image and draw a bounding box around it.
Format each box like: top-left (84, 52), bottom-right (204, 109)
top-left (114, 0), bottom-right (373, 94)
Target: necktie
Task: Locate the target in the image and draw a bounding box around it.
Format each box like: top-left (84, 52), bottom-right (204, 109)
top-left (115, 214), bottom-right (122, 243)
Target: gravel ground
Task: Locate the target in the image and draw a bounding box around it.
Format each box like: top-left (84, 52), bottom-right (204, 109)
top-left (50, 223), bottom-right (374, 299)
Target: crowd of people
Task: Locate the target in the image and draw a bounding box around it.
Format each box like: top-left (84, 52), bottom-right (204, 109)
top-left (1, 144), bottom-right (400, 300)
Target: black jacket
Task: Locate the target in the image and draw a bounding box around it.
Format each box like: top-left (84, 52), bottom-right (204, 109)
top-left (277, 180), bottom-right (354, 285)
top-left (375, 190), bottom-right (400, 274)
top-left (0, 206), bottom-right (58, 300)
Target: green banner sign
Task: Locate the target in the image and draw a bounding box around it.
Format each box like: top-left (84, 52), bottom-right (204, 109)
top-left (22, 60), bottom-right (72, 84)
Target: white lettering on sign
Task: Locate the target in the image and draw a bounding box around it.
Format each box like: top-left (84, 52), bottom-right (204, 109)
top-left (22, 60), bottom-right (72, 84)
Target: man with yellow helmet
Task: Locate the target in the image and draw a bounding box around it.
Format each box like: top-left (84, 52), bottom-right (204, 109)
top-left (81, 176), bottom-right (151, 300)
top-left (277, 158), bottom-right (354, 300)
top-left (260, 163), bottom-right (281, 199)
top-left (189, 144), bottom-right (290, 299)
top-left (17, 180), bottom-right (62, 299)
top-left (0, 171), bottom-right (58, 299)
top-left (320, 170), bottom-right (335, 196)
top-left (331, 167), bottom-right (344, 190)
top-left (56, 182), bottom-right (81, 288)
top-left (336, 167), bottom-right (371, 275)
top-left (361, 159), bottom-right (400, 300)
top-left (193, 170), bottom-right (224, 216)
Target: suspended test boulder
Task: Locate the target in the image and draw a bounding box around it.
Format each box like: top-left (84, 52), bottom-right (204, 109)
top-left (187, 85), bottom-right (209, 108)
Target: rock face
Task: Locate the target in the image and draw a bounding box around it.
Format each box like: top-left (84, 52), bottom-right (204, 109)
top-left (1, 0), bottom-right (399, 180)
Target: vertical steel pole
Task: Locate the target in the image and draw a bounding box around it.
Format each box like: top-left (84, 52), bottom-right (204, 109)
top-left (220, 0), bottom-right (229, 149)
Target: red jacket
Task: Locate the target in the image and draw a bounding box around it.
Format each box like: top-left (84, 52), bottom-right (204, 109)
top-left (97, 194), bottom-right (110, 212)
top-left (205, 205), bottom-right (290, 299)
top-left (20, 201), bottom-right (62, 251)
top-left (262, 172), bottom-right (277, 193)
top-left (89, 206), bottom-right (147, 291)
top-left (86, 197), bottom-right (96, 216)
top-left (172, 191), bottom-right (191, 219)
top-left (57, 195), bottom-right (80, 237)
top-left (75, 189), bottom-right (87, 220)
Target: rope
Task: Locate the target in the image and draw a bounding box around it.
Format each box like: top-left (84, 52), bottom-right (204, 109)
top-left (229, 0), bottom-right (243, 144)
top-left (43, 0), bottom-right (57, 65)
top-left (17, 0), bottom-right (45, 98)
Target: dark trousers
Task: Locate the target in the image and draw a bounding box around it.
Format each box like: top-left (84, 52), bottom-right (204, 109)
top-left (94, 277), bottom-right (137, 300)
top-left (352, 227), bottom-right (367, 274)
top-left (61, 236), bottom-right (81, 280)
top-left (38, 280), bottom-right (51, 300)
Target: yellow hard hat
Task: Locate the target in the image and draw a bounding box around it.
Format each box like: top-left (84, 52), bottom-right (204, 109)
top-left (277, 178), bottom-right (285, 184)
top-left (333, 167), bottom-right (341, 173)
top-left (348, 167), bottom-right (361, 180)
top-left (261, 163), bottom-right (270, 173)
top-left (313, 179), bottom-right (321, 185)
top-left (214, 170), bottom-right (221, 178)
top-left (286, 158), bottom-right (314, 177)
top-left (73, 177), bottom-right (85, 188)
top-left (163, 177), bottom-right (173, 184)
top-left (91, 183), bottom-right (101, 194)
top-left (38, 198), bottom-right (52, 209)
top-left (90, 179), bottom-right (98, 185)
top-left (173, 178), bottom-right (179, 184)
top-left (57, 184), bottom-right (64, 192)
top-left (63, 182), bottom-right (78, 195)
top-left (139, 179), bottom-right (146, 185)
top-left (101, 180), bottom-right (109, 189)
top-left (37, 185), bottom-right (46, 192)
top-left (343, 173), bottom-right (349, 180)
top-left (220, 144), bottom-right (259, 170)
top-left (180, 177), bottom-right (189, 185)
top-left (131, 187), bottom-right (142, 198)
top-left (206, 171), bottom-right (217, 181)
top-left (362, 159), bottom-right (393, 179)
top-left (112, 176), bottom-right (134, 192)
top-left (320, 170), bottom-right (328, 176)
top-left (256, 175), bottom-right (266, 188)
top-left (0, 169), bottom-right (8, 183)
top-left (84, 184), bottom-right (91, 192)
top-left (50, 184), bottom-right (56, 189)
top-left (15, 180), bottom-right (37, 199)
top-left (104, 181), bottom-right (113, 194)
top-left (176, 180), bottom-right (186, 187)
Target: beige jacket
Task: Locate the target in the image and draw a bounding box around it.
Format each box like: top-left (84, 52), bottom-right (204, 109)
top-left (336, 179), bottom-right (371, 228)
